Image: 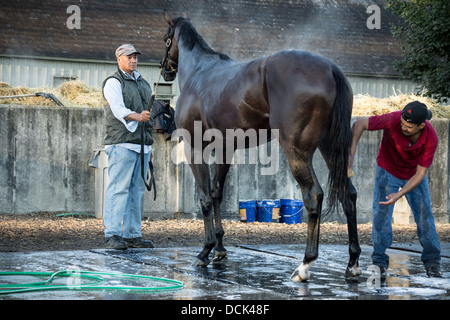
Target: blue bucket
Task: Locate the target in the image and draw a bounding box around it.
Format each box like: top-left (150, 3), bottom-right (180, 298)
top-left (256, 200), bottom-right (281, 223)
top-left (280, 199), bottom-right (304, 224)
top-left (239, 200), bottom-right (257, 223)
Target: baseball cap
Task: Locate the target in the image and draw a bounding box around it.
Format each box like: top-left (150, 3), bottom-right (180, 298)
top-left (401, 101), bottom-right (432, 125)
top-left (115, 44), bottom-right (141, 57)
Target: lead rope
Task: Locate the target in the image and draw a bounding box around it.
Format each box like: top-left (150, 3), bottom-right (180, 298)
top-left (141, 64), bottom-right (164, 198)
top-left (141, 38), bottom-right (175, 197)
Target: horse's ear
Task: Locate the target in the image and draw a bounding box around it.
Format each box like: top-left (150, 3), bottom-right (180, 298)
top-left (164, 9), bottom-right (175, 27)
top-left (183, 11), bottom-right (190, 20)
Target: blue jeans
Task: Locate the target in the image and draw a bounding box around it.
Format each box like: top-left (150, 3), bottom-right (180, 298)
top-left (372, 166), bottom-right (441, 268)
top-left (104, 146), bottom-right (150, 239)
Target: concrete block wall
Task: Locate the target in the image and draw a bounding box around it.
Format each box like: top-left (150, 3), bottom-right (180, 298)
top-left (1, 105), bottom-right (449, 224)
top-left (0, 105), bottom-right (103, 213)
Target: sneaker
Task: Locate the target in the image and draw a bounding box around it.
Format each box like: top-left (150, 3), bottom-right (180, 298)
top-left (124, 237), bottom-right (154, 248)
top-left (425, 265), bottom-right (443, 278)
top-left (106, 235), bottom-right (128, 250)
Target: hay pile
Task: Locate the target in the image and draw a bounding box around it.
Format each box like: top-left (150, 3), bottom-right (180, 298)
top-left (0, 81), bottom-right (104, 108)
top-left (1, 81), bottom-right (449, 118)
top-left (58, 80), bottom-right (104, 107)
top-left (0, 82), bottom-right (55, 106)
top-left (353, 92), bottom-right (450, 118)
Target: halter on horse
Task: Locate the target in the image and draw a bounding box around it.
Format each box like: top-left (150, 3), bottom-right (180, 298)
top-left (162, 11), bottom-right (361, 282)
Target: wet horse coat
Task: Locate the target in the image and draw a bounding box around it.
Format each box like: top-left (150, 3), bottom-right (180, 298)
top-left (162, 11), bottom-right (361, 281)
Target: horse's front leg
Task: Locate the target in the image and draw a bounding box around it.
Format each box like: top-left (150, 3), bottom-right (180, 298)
top-left (195, 197), bottom-right (215, 267)
top-left (189, 162), bottom-right (216, 267)
top-left (210, 163), bottom-right (231, 264)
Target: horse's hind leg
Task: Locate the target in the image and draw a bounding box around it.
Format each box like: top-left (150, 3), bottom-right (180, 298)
top-left (319, 145), bottom-right (361, 280)
top-left (189, 162), bottom-right (215, 267)
top-left (211, 163), bottom-right (231, 264)
top-left (341, 180), bottom-right (362, 280)
top-left (283, 147), bottom-right (324, 282)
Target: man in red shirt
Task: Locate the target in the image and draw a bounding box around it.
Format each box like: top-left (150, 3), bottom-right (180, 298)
top-left (349, 101), bottom-right (442, 278)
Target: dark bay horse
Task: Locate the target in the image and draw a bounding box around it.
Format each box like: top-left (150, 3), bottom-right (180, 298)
top-left (162, 11), bottom-right (361, 281)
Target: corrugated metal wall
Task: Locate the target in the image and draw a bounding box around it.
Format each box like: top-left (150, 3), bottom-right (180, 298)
top-left (1, 55), bottom-right (417, 99)
top-left (0, 55), bottom-right (180, 105)
top-left (1, 56), bottom-right (112, 88)
top-left (347, 74), bottom-right (419, 97)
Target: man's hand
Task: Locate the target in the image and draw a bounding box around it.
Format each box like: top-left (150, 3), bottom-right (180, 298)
top-left (379, 193), bottom-right (401, 206)
top-left (138, 110), bottom-right (151, 122)
top-left (125, 110), bottom-right (151, 123)
top-left (379, 165), bottom-right (428, 206)
top-left (348, 153), bottom-right (355, 178)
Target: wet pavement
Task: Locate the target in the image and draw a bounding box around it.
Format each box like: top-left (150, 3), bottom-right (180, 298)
top-left (0, 243), bottom-right (448, 301)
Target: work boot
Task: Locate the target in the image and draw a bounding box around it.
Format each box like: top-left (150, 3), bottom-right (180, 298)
top-left (425, 264), bottom-right (442, 278)
top-left (378, 265), bottom-right (387, 281)
top-left (106, 235), bottom-right (128, 250)
top-left (124, 237), bottom-right (154, 248)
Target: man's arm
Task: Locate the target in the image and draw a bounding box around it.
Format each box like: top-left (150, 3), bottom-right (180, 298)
top-left (103, 78), bottom-right (150, 130)
top-left (348, 118), bottom-right (369, 172)
top-left (124, 112), bottom-right (150, 123)
top-left (379, 165), bottom-right (428, 206)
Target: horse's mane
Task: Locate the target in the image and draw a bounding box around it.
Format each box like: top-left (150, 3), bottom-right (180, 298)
top-left (174, 17), bottom-right (231, 61)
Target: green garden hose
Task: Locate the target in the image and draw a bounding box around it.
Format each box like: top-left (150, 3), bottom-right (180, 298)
top-left (56, 213), bottom-right (96, 218)
top-left (0, 270), bottom-right (184, 295)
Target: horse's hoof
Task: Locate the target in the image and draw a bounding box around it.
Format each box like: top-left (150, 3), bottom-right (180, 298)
top-left (290, 268), bottom-right (309, 282)
top-left (211, 250), bottom-right (227, 264)
top-left (344, 265), bottom-right (362, 281)
top-left (290, 262), bottom-right (312, 282)
top-left (193, 257), bottom-right (210, 268)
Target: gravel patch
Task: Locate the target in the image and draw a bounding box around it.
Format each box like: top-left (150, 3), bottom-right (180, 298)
top-left (1, 212), bottom-right (449, 252)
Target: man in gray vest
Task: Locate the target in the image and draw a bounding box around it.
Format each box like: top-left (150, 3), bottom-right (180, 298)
top-left (102, 44), bottom-right (154, 249)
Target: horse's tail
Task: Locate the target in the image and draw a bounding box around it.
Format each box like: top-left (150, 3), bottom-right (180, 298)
top-left (325, 65), bottom-right (353, 214)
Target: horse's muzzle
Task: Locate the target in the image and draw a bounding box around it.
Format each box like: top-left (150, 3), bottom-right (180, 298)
top-left (160, 57), bottom-right (178, 82)
top-left (162, 69), bottom-right (177, 82)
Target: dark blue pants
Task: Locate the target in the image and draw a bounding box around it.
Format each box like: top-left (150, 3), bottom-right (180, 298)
top-left (372, 166), bottom-right (441, 268)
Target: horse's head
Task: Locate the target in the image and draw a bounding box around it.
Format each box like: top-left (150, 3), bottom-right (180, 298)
top-left (161, 10), bottom-right (189, 82)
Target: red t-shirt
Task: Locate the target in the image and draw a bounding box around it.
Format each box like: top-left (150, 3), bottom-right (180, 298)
top-left (368, 110), bottom-right (438, 180)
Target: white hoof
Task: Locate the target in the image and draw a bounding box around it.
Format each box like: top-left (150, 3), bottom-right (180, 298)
top-left (290, 262), bottom-right (312, 282)
top-left (352, 266), bottom-right (362, 276)
top-left (345, 263), bottom-right (362, 277)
